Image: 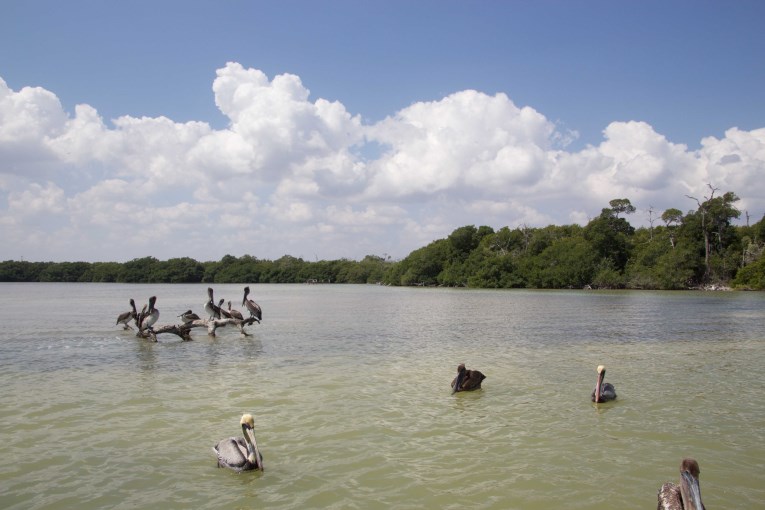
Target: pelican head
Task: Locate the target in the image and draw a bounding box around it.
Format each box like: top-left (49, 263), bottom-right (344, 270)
top-left (240, 413), bottom-right (264, 471)
top-left (679, 458), bottom-right (704, 510)
top-left (242, 286), bottom-right (250, 306)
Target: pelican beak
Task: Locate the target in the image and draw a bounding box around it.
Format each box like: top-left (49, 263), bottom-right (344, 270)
top-left (594, 370), bottom-right (604, 403)
top-left (452, 372), bottom-right (464, 394)
top-left (243, 424), bottom-right (264, 471)
top-left (680, 470), bottom-right (703, 510)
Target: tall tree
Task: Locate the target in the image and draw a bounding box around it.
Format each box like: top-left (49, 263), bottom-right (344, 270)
top-left (661, 208), bottom-right (683, 249)
top-left (686, 185), bottom-right (740, 281)
top-left (584, 201), bottom-right (635, 272)
top-left (609, 198), bottom-right (636, 218)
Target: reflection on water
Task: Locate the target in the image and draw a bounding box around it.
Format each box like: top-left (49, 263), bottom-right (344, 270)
top-left (0, 283), bottom-right (764, 509)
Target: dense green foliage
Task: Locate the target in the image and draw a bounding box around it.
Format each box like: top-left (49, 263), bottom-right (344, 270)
top-left (2, 191), bottom-right (763, 290)
top-left (0, 254), bottom-right (391, 285)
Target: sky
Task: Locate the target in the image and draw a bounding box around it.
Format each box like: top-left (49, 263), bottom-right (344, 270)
top-left (1, 0), bottom-right (764, 263)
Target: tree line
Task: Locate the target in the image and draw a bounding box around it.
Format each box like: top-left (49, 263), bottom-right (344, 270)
top-left (2, 187), bottom-right (763, 290)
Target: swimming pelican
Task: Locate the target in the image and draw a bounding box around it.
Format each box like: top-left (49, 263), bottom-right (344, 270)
top-left (227, 301), bottom-right (244, 321)
top-left (116, 299), bottom-right (138, 330)
top-left (213, 413), bottom-right (264, 472)
top-left (139, 296), bottom-right (159, 332)
top-left (591, 365), bottom-right (617, 403)
top-left (205, 287), bottom-right (222, 320)
top-left (178, 310), bottom-right (201, 324)
top-left (657, 458), bottom-right (705, 510)
top-left (242, 286), bottom-right (262, 322)
top-left (451, 363), bottom-right (486, 393)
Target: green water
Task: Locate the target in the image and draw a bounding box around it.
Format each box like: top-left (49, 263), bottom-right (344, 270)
top-left (0, 283), bottom-right (763, 509)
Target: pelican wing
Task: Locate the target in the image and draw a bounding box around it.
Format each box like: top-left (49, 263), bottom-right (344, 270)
top-left (213, 437), bottom-right (251, 472)
top-left (657, 482), bottom-right (682, 510)
top-left (452, 369), bottom-right (485, 391)
top-left (116, 310), bottom-right (132, 324)
top-left (462, 369), bottom-right (486, 390)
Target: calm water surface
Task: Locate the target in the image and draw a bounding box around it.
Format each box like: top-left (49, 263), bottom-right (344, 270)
top-left (0, 283), bottom-right (763, 509)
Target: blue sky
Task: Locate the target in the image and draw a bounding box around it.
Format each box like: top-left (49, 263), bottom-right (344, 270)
top-left (1, 1), bottom-right (764, 262)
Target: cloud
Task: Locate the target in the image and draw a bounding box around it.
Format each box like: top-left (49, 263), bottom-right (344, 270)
top-left (364, 90), bottom-right (556, 198)
top-left (0, 64), bottom-right (763, 262)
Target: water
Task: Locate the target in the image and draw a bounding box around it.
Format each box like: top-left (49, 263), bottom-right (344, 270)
top-left (0, 283), bottom-right (763, 509)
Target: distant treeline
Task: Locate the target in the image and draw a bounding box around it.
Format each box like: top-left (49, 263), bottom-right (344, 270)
top-left (2, 191), bottom-right (764, 290)
top-left (0, 254), bottom-right (390, 285)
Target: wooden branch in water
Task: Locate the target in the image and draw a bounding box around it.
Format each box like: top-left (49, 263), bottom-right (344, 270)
top-left (135, 316), bottom-right (260, 341)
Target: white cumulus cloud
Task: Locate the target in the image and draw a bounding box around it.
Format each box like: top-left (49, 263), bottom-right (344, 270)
top-left (0, 64), bottom-right (763, 263)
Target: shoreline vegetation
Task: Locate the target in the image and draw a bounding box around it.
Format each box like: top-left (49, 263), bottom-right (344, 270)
top-left (2, 193), bottom-right (764, 290)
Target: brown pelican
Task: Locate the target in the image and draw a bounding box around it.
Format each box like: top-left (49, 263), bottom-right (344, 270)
top-left (218, 298), bottom-right (233, 319)
top-left (116, 299), bottom-right (138, 330)
top-left (227, 301), bottom-right (244, 321)
top-left (591, 365), bottom-right (617, 403)
top-left (657, 458), bottom-right (705, 510)
top-left (451, 363), bottom-right (486, 393)
top-left (178, 310), bottom-right (201, 324)
top-left (242, 286), bottom-right (262, 322)
top-left (139, 296), bottom-right (159, 332)
top-left (136, 304), bottom-right (148, 329)
top-left (213, 413), bottom-right (264, 472)
top-left (205, 287), bottom-right (222, 319)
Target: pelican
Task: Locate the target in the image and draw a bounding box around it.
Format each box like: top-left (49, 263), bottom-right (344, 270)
top-left (227, 301), bottom-right (244, 321)
top-left (242, 286), bottom-right (262, 322)
top-left (657, 458), bottom-right (705, 510)
top-left (205, 287), bottom-right (222, 320)
top-left (178, 310), bottom-right (201, 324)
top-left (591, 365), bottom-right (617, 403)
top-left (213, 413), bottom-right (264, 472)
top-left (136, 304), bottom-right (148, 329)
top-left (451, 363), bottom-right (486, 393)
top-left (116, 298), bottom-right (138, 330)
top-left (140, 296), bottom-right (159, 332)
top-left (218, 298), bottom-right (233, 319)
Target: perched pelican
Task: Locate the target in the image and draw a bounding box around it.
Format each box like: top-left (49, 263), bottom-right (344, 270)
top-left (451, 363), bottom-right (486, 393)
top-left (136, 304), bottom-right (148, 328)
top-left (116, 299), bottom-right (138, 330)
top-left (205, 287), bottom-right (222, 320)
top-left (178, 310), bottom-right (201, 324)
top-left (657, 458), bottom-right (705, 510)
top-left (218, 298), bottom-right (233, 319)
top-left (140, 296), bottom-right (159, 332)
top-left (591, 365), bottom-right (617, 403)
top-left (242, 286), bottom-right (262, 322)
top-left (227, 301), bottom-right (244, 321)
top-left (213, 413), bottom-right (264, 472)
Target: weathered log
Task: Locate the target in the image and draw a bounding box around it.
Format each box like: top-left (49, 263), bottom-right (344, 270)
top-left (135, 316), bottom-right (260, 341)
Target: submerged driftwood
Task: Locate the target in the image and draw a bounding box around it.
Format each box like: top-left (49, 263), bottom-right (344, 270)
top-left (135, 316), bottom-right (260, 342)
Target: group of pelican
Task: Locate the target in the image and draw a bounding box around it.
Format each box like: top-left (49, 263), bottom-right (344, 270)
top-left (115, 296), bottom-right (159, 333)
top-left (116, 286), bottom-right (263, 337)
top-left (202, 287), bottom-right (262, 323)
top-left (449, 363), bottom-right (617, 402)
top-left (449, 363), bottom-right (704, 507)
top-left (119, 299), bottom-right (705, 503)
